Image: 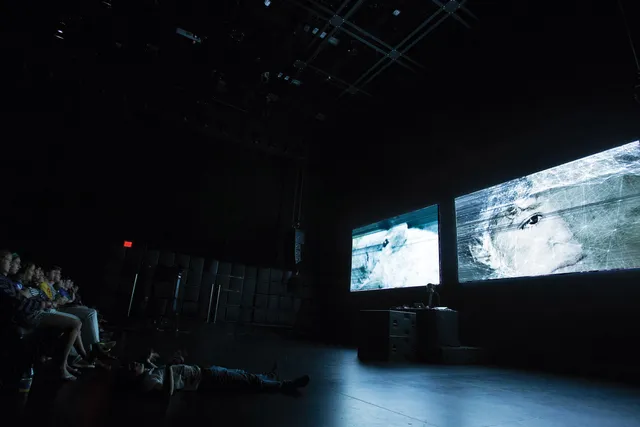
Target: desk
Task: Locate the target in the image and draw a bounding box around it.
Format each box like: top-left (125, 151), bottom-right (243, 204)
top-left (357, 310), bottom-right (417, 362)
top-left (357, 309), bottom-right (461, 362)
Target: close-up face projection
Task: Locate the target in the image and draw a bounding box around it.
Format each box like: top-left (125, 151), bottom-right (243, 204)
top-left (456, 141), bottom-right (640, 282)
top-left (350, 205), bottom-right (440, 292)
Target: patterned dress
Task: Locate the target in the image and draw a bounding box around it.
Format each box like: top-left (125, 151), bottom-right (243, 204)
top-left (0, 275), bottom-right (46, 327)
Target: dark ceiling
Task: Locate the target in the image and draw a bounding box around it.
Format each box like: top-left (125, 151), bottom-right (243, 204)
top-left (1, 0), bottom-right (481, 156)
top-left (3, 0), bottom-right (639, 161)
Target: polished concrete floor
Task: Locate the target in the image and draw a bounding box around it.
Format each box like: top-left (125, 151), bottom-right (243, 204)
top-left (22, 324), bottom-right (640, 427)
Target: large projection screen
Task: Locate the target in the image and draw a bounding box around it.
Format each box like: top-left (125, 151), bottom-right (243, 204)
top-left (456, 141), bottom-right (640, 283)
top-left (350, 204), bottom-right (440, 292)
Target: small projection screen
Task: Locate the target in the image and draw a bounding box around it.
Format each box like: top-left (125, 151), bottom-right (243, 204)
top-left (350, 204), bottom-right (440, 292)
top-left (455, 141), bottom-right (640, 283)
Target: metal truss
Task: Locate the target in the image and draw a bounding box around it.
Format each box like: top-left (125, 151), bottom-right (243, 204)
top-left (284, 0), bottom-right (476, 97)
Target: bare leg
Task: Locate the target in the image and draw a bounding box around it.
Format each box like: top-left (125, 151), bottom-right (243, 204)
top-left (59, 306), bottom-right (100, 347)
top-left (59, 307), bottom-right (113, 361)
top-left (73, 328), bottom-right (89, 360)
top-left (38, 313), bottom-right (83, 379)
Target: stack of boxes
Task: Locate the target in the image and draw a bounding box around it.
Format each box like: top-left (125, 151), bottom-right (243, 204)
top-left (357, 310), bottom-right (418, 362)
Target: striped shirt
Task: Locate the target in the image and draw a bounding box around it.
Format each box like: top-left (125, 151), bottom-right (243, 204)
top-left (0, 275), bottom-right (44, 326)
top-left (142, 364), bottom-right (203, 392)
top-left (27, 287), bottom-right (43, 298)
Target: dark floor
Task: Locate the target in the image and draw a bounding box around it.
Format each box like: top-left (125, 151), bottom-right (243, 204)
top-left (21, 323), bottom-right (640, 427)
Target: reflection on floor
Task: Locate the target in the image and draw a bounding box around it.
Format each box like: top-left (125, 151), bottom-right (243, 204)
top-left (21, 324), bottom-right (640, 427)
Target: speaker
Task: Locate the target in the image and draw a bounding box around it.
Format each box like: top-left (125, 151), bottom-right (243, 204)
top-left (284, 228), bottom-right (305, 269)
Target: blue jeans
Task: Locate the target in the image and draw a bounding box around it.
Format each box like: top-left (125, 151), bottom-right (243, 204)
top-left (200, 366), bottom-right (282, 392)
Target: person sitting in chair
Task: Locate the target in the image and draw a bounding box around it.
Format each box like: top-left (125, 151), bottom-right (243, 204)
top-left (119, 349), bottom-right (310, 396)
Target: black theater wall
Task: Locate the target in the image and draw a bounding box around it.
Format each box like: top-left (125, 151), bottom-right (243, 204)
top-left (2, 112), bottom-right (302, 292)
top-left (303, 0), bottom-right (640, 371)
top-left (310, 99), bottom-right (640, 371)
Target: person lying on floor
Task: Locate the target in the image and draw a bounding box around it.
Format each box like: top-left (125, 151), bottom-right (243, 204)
top-left (119, 349), bottom-right (310, 396)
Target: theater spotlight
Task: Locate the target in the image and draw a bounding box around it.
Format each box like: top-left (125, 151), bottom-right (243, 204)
top-left (176, 28), bottom-right (202, 44)
top-left (264, 0), bottom-right (271, 6)
top-left (54, 22), bottom-right (65, 40)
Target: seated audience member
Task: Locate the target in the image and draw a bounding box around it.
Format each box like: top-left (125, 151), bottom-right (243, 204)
top-left (119, 349), bottom-right (310, 397)
top-left (8, 253), bottom-right (22, 283)
top-left (0, 250), bottom-right (92, 380)
top-left (12, 261), bottom-right (38, 299)
top-left (62, 279), bottom-right (115, 350)
top-left (56, 279), bottom-right (86, 309)
top-left (67, 281), bottom-right (84, 307)
top-left (29, 266), bottom-right (49, 298)
top-left (55, 279), bottom-right (74, 303)
top-left (27, 265), bottom-right (106, 367)
top-left (48, 267), bottom-right (115, 358)
top-left (38, 267), bottom-right (57, 302)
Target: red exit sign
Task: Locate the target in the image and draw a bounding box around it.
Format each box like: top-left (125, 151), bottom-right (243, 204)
top-left (123, 241), bottom-right (133, 248)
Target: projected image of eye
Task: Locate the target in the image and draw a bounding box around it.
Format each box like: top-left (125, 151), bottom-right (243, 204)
top-left (520, 214), bottom-right (542, 229)
top-left (455, 140), bottom-right (640, 282)
top-left (350, 204), bottom-right (440, 292)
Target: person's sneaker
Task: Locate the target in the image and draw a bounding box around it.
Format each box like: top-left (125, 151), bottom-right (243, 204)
top-left (61, 371), bottom-right (77, 381)
top-left (73, 359), bottom-right (96, 369)
top-left (282, 375), bottom-right (310, 393)
top-left (98, 341), bottom-right (117, 352)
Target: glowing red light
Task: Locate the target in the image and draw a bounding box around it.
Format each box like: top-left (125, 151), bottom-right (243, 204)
top-left (123, 241), bottom-right (133, 248)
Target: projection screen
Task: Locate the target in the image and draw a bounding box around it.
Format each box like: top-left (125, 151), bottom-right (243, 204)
top-left (350, 204), bottom-right (440, 292)
top-left (455, 141), bottom-right (640, 282)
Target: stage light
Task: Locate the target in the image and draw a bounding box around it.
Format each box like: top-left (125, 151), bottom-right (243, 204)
top-left (124, 241), bottom-right (133, 248)
top-left (54, 23), bottom-right (65, 40)
top-left (264, 0), bottom-right (271, 6)
top-left (393, 9), bottom-right (401, 16)
top-left (176, 28), bottom-right (202, 44)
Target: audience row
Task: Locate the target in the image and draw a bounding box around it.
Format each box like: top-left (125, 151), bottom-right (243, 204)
top-left (0, 250), bottom-right (115, 382)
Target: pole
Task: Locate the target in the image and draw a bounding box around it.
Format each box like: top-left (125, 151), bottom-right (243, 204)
top-left (126, 273), bottom-right (139, 318)
top-left (207, 280), bottom-right (216, 323)
top-left (213, 285), bottom-right (222, 324)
